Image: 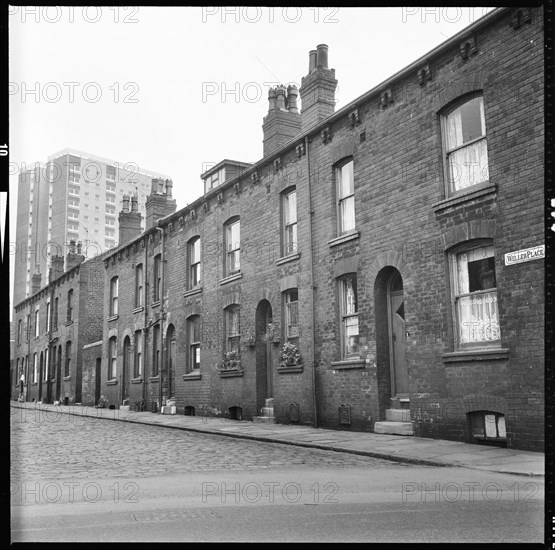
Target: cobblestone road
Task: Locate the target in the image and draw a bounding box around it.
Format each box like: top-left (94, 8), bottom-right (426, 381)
top-left (11, 406), bottom-right (408, 482)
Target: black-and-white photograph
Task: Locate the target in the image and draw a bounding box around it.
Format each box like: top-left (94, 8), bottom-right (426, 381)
top-left (6, 5), bottom-right (548, 543)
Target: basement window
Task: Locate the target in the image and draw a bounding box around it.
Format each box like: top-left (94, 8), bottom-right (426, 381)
top-left (468, 410), bottom-right (507, 447)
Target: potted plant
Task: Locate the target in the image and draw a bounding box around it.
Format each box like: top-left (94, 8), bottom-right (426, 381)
top-left (279, 341), bottom-right (302, 368)
top-left (243, 329), bottom-right (256, 348)
top-left (217, 349), bottom-right (242, 372)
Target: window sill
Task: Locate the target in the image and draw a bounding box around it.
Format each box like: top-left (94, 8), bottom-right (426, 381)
top-left (148, 376), bottom-right (159, 382)
top-left (107, 315), bottom-right (118, 322)
top-left (330, 359), bottom-right (365, 370)
top-left (130, 377), bottom-right (143, 384)
top-left (151, 301), bottom-right (160, 309)
top-left (277, 364), bottom-right (304, 374)
top-left (65, 321), bottom-right (74, 326)
top-left (276, 253), bottom-right (300, 266)
top-left (106, 379), bottom-right (118, 385)
top-left (219, 273), bottom-right (242, 286)
top-left (432, 181), bottom-right (496, 213)
top-left (183, 372), bottom-right (202, 381)
top-left (184, 287), bottom-right (202, 298)
top-left (132, 306), bottom-right (144, 314)
top-left (63, 376), bottom-right (71, 381)
top-left (328, 231), bottom-right (360, 248)
top-left (219, 369), bottom-right (243, 378)
top-left (442, 347), bottom-right (509, 363)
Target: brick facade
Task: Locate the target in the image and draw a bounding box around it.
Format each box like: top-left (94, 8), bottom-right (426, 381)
top-left (12, 8), bottom-right (544, 451)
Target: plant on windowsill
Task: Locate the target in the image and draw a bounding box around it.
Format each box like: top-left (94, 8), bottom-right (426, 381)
top-left (217, 349), bottom-right (242, 372)
top-left (243, 329), bottom-right (256, 349)
top-left (279, 340), bottom-right (302, 368)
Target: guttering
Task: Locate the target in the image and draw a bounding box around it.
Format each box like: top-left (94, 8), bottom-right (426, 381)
top-left (154, 220), bottom-right (166, 412)
top-left (305, 135), bottom-right (318, 429)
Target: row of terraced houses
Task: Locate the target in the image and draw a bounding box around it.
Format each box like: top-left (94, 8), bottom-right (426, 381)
top-left (11, 7), bottom-right (545, 451)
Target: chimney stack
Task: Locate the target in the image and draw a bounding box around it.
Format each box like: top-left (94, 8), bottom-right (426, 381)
top-left (49, 255), bottom-right (65, 283)
top-left (145, 179), bottom-right (177, 231)
top-left (66, 240), bottom-right (85, 271)
top-left (262, 84), bottom-right (302, 157)
top-left (119, 193), bottom-right (143, 245)
top-left (31, 266), bottom-right (42, 295)
top-left (299, 44), bottom-right (338, 132)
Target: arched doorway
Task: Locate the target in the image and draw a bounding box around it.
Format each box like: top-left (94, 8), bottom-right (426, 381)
top-left (255, 300), bottom-right (273, 414)
top-left (166, 325), bottom-right (176, 399)
top-left (375, 267), bottom-right (408, 415)
top-left (122, 336), bottom-right (131, 403)
top-left (38, 352), bottom-right (44, 401)
top-left (387, 271), bottom-right (408, 398)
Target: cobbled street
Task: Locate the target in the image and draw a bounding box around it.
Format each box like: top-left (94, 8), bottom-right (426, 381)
top-left (10, 406), bottom-right (544, 543)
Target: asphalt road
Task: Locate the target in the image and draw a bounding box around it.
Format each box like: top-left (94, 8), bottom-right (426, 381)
top-left (10, 408), bottom-right (544, 543)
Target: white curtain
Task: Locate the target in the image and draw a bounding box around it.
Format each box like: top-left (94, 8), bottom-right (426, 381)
top-left (456, 247), bottom-right (500, 343)
top-left (448, 139), bottom-right (488, 192)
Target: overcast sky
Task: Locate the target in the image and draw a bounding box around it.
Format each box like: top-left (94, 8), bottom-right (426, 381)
top-left (8, 5), bottom-right (494, 307)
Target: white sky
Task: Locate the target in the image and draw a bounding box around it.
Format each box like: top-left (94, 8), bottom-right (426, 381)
top-left (8, 5), bottom-right (495, 311)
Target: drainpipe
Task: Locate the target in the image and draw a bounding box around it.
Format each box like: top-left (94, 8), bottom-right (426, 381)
top-left (305, 135), bottom-right (318, 428)
top-left (142, 235), bottom-right (148, 409)
top-left (155, 223), bottom-right (166, 413)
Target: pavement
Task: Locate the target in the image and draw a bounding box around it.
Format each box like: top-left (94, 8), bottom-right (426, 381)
top-left (10, 401), bottom-right (544, 477)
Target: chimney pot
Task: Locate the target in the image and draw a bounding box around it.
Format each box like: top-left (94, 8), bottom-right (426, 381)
top-left (276, 85), bottom-right (287, 110)
top-left (69, 240), bottom-right (76, 254)
top-left (165, 179), bottom-right (173, 197)
top-left (122, 194), bottom-right (130, 213)
top-left (268, 87), bottom-right (277, 111)
top-left (316, 44), bottom-right (329, 69)
top-left (131, 194), bottom-right (138, 212)
top-left (287, 85), bottom-right (299, 113)
top-left (309, 49), bottom-right (317, 72)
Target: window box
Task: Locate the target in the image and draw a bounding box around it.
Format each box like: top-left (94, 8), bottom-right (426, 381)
top-left (277, 364), bottom-right (304, 374)
top-left (219, 369), bottom-right (243, 378)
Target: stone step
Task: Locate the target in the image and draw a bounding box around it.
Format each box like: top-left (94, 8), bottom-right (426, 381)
top-left (252, 416), bottom-right (276, 424)
top-left (374, 421), bottom-right (414, 436)
top-left (261, 407), bottom-right (274, 417)
top-left (385, 408), bottom-right (411, 422)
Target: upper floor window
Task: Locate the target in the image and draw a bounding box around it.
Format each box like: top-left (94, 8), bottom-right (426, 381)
top-left (34, 309), bottom-right (40, 338)
top-left (443, 95), bottom-right (488, 195)
top-left (26, 314), bottom-right (31, 342)
top-left (65, 341), bottom-right (72, 377)
top-left (33, 353), bottom-right (38, 383)
top-left (450, 243), bottom-right (500, 347)
top-left (284, 289), bottom-right (299, 339)
top-left (67, 289), bottom-right (74, 322)
top-left (134, 330), bottom-right (143, 378)
top-left (17, 320), bottom-right (22, 345)
top-left (135, 264), bottom-right (144, 308)
top-left (108, 337), bottom-right (117, 379)
top-left (188, 315), bottom-right (201, 371)
top-left (154, 254), bottom-right (162, 302)
top-left (53, 297), bottom-right (58, 330)
top-left (46, 301), bottom-right (51, 333)
top-left (336, 159), bottom-right (355, 235)
top-left (188, 237), bottom-right (201, 289)
top-left (225, 305), bottom-right (240, 352)
top-left (338, 274), bottom-right (359, 358)
top-left (282, 189), bottom-right (298, 256)
top-left (225, 218), bottom-right (240, 276)
top-left (110, 277), bottom-right (119, 316)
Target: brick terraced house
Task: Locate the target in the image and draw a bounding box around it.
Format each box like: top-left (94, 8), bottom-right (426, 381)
top-left (12, 7), bottom-right (544, 451)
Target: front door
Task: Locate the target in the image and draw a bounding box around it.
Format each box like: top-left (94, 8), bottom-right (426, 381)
top-left (168, 336), bottom-right (176, 398)
top-left (255, 300), bottom-right (273, 413)
top-left (122, 337), bottom-right (131, 402)
top-left (388, 272), bottom-right (408, 397)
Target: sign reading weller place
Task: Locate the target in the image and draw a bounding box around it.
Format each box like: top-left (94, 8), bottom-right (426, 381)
top-left (504, 245), bottom-right (545, 266)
